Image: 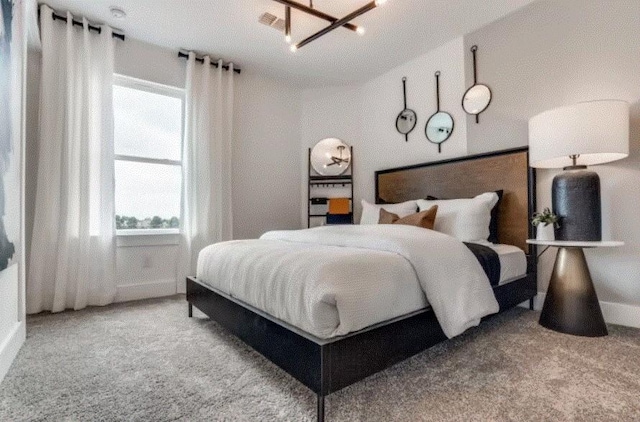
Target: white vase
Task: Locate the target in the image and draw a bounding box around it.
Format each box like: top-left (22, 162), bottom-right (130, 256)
top-left (536, 223), bottom-right (555, 241)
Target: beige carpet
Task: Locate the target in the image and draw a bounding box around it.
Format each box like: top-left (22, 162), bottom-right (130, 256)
top-left (1, 296), bottom-right (639, 421)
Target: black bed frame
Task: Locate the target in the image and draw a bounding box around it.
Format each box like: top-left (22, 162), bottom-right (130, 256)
top-left (186, 148), bottom-right (537, 421)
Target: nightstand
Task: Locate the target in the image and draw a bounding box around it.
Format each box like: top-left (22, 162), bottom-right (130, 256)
top-left (526, 240), bottom-right (624, 337)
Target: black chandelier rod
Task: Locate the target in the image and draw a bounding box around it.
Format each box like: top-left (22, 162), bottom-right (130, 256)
top-left (51, 12), bottom-right (125, 41)
top-left (178, 52), bottom-right (242, 74)
top-left (272, 0), bottom-right (359, 32)
top-left (285, 6), bottom-right (291, 40)
top-left (294, 1), bottom-right (377, 50)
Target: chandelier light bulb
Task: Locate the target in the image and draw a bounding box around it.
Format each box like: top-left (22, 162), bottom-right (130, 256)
top-left (285, 34), bottom-right (292, 44)
top-left (290, 44), bottom-right (298, 53)
top-left (356, 26), bottom-right (365, 35)
top-left (375, 0), bottom-right (387, 6)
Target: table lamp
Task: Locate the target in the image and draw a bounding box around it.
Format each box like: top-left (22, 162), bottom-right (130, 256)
top-left (529, 100), bottom-right (629, 241)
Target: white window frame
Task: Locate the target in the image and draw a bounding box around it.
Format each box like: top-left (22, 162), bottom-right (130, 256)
top-left (113, 74), bottom-right (185, 237)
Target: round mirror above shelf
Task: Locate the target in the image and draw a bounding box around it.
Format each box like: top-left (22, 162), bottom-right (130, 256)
top-left (310, 138), bottom-right (351, 176)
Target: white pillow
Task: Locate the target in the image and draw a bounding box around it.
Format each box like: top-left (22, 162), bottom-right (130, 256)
top-left (360, 199), bottom-right (418, 225)
top-left (416, 192), bottom-right (499, 242)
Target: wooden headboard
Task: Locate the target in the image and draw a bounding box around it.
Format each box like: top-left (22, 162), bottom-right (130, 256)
top-left (375, 147), bottom-right (535, 253)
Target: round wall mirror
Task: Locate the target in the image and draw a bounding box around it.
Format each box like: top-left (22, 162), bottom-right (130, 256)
top-left (462, 84), bottom-right (492, 115)
top-left (426, 112), bottom-right (454, 145)
top-left (396, 77), bottom-right (417, 142)
top-left (396, 110), bottom-right (417, 135)
top-left (310, 138), bottom-right (351, 176)
top-left (425, 71), bottom-right (454, 153)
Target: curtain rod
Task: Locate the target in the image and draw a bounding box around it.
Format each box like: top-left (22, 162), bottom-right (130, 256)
top-left (51, 12), bottom-right (126, 41)
top-left (178, 51), bottom-right (241, 74)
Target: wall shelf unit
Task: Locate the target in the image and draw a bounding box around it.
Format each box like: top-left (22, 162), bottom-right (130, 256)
top-left (307, 147), bottom-right (354, 228)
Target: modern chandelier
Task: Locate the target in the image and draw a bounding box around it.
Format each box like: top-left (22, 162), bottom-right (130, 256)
top-left (269, 0), bottom-right (388, 52)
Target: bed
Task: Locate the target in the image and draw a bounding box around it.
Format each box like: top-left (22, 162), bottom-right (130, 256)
top-left (186, 147), bottom-right (537, 421)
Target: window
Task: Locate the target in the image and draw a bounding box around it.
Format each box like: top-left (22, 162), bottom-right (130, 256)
top-left (113, 76), bottom-right (184, 234)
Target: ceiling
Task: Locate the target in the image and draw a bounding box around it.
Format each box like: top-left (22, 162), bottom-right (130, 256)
top-left (43, 0), bottom-right (536, 87)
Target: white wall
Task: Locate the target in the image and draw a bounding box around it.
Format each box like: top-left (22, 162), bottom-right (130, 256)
top-left (300, 85), bottom-right (363, 224)
top-left (299, 0), bottom-right (640, 327)
top-left (358, 38), bottom-right (468, 206)
top-left (113, 39), bottom-right (302, 298)
top-left (1, 0), bottom-right (30, 383)
top-left (24, 49), bottom-right (39, 286)
top-left (233, 70), bottom-right (302, 239)
top-left (24, 37), bottom-right (303, 303)
top-left (301, 38), bottom-right (467, 223)
top-left (114, 38), bottom-right (184, 88)
top-left (0, 265), bottom-right (22, 382)
top-left (464, 0), bottom-right (640, 318)
top-left (112, 39), bottom-right (186, 301)
top-left (24, 39), bottom-right (183, 304)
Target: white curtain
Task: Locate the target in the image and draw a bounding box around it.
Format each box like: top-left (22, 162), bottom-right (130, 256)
top-left (27, 5), bottom-right (116, 314)
top-left (178, 53), bottom-right (234, 289)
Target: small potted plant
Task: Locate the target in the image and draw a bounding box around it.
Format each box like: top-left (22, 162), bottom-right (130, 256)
top-left (532, 208), bottom-right (559, 241)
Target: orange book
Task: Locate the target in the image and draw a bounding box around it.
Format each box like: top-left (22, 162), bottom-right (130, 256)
top-left (328, 198), bottom-right (350, 215)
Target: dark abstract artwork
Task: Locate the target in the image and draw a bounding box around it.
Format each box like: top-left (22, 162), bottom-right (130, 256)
top-left (0, 0), bottom-right (15, 272)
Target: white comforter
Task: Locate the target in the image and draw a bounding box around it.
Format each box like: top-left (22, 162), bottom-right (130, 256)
top-left (197, 225), bottom-right (499, 339)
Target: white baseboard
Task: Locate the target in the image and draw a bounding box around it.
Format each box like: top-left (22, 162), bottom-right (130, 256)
top-left (600, 300), bottom-right (640, 329)
top-left (517, 294), bottom-right (546, 311)
top-left (177, 277), bottom-right (186, 295)
top-left (0, 320), bottom-right (26, 383)
top-left (115, 279), bottom-right (177, 303)
top-left (519, 292), bottom-right (640, 329)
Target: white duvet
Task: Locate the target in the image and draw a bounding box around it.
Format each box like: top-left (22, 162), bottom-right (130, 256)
top-left (197, 225), bottom-right (499, 339)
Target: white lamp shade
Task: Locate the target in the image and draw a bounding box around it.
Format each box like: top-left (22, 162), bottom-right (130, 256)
top-left (528, 100), bottom-right (629, 168)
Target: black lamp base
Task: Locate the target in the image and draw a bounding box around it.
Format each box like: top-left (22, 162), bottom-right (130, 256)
top-left (552, 168), bottom-right (602, 241)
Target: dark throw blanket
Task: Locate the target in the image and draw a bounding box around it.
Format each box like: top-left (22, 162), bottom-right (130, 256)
top-left (464, 242), bottom-right (501, 287)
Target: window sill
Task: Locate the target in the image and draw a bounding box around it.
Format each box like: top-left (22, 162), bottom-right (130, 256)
top-left (117, 229), bottom-right (180, 236)
top-left (116, 229), bottom-right (181, 247)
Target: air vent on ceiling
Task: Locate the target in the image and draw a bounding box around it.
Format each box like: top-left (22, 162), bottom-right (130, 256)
top-left (259, 12), bottom-right (285, 32)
